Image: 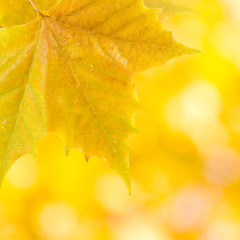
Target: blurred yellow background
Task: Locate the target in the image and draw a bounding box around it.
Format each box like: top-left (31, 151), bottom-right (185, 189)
top-left (1, 0), bottom-right (240, 239)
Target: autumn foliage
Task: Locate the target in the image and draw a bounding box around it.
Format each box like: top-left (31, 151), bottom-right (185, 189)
top-left (1, 0), bottom-right (240, 240)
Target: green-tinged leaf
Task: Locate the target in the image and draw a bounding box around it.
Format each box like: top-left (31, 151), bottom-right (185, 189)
top-left (144, 0), bottom-right (193, 17)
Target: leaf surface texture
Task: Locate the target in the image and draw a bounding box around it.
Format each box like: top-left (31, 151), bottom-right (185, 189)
top-left (0, 0), bottom-right (194, 190)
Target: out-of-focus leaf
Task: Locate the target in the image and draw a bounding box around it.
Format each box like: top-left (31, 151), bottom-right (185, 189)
top-left (144, 0), bottom-right (193, 17)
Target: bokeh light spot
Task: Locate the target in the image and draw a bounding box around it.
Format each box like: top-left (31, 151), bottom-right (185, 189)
top-left (6, 155), bottom-right (37, 189)
top-left (38, 202), bottom-right (79, 239)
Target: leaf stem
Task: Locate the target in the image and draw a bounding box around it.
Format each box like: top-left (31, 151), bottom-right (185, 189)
top-left (28, 0), bottom-right (41, 14)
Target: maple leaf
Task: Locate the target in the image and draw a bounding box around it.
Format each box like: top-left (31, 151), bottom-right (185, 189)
top-left (0, 0), bottom-right (195, 192)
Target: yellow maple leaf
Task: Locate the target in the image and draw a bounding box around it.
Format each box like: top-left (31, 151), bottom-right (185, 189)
top-left (0, 0), bottom-right (195, 192)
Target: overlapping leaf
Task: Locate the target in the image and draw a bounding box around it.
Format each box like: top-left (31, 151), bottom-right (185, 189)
top-left (144, 0), bottom-right (192, 17)
top-left (0, 0), bottom-right (195, 191)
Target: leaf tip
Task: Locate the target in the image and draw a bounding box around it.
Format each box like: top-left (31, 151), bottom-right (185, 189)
top-left (116, 164), bottom-right (132, 195)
